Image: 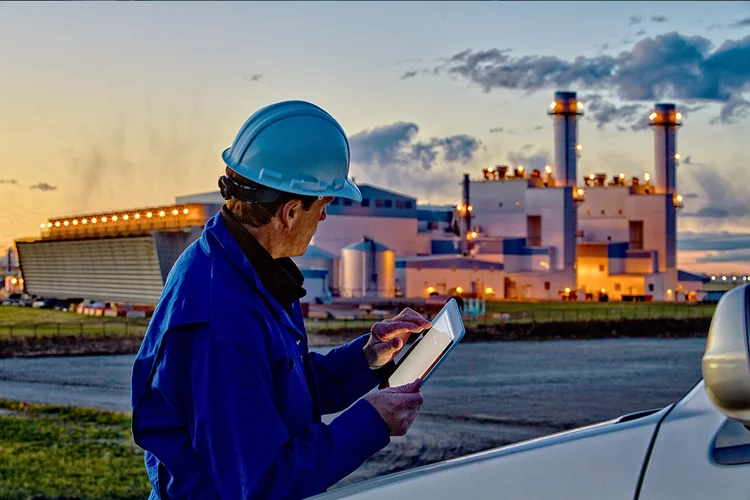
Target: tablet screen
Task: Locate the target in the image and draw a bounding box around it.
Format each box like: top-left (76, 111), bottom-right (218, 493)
top-left (387, 299), bottom-right (461, 387)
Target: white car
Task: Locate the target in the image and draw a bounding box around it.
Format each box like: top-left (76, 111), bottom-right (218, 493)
top-left (316, 285), bottom-right (750, 500)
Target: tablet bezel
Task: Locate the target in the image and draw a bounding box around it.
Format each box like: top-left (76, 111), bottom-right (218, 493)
top-left (380, 298), bottom-right (466, 389)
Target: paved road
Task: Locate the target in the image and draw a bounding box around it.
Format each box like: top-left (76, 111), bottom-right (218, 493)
top-left (0, 338), bottom-right (706, 486)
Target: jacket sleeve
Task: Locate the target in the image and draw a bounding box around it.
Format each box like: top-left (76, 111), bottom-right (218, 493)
top-left (309, 334), bottom-right (388, 414)
top-left (190, 327), bottom-right (390, 499)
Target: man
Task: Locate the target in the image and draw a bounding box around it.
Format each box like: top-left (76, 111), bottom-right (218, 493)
top-left (131, 100), bottom-right (430, 499)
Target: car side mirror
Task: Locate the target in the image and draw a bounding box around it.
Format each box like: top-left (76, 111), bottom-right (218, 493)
top-left (703, 284), bottom-right (750, 426)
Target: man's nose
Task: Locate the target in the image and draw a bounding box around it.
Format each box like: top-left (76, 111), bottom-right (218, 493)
top-left (320, 207), bottom-right (327, 221)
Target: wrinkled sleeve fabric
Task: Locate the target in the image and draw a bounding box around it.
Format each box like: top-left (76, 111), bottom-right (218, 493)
top-left (190, 326), bottom-right (390, 499)
top-left (309, 334), bottom-right (388, 414)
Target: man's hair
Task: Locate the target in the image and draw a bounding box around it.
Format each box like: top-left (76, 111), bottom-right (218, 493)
top-left (225, 168), bottom-right (318, 227)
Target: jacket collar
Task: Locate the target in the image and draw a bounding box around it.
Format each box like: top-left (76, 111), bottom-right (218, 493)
top-left (201, 212), bottom-right (306, 340)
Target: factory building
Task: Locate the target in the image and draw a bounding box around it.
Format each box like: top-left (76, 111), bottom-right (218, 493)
top-left (16, 90), bottom-right (710, 306)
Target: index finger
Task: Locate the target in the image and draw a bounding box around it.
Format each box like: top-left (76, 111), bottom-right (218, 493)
top-left (396, 392), bottom-right (424, 409)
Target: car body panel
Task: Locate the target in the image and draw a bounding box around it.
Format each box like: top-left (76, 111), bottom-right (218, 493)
top-left (316, 406), bottom-right (671, 500)
top-left (638, 381), bottom-right (750, 500)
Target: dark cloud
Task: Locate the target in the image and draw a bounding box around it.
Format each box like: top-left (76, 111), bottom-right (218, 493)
top-left (682, 192), bottom-right (699, 198)
top-left (580, 93), bottom-right (648, 129)
top-left (730, 18), bottom-right (750, 29)
top-left (400, 70), bottom-right (418, 80)
top-left (616, 125), bottom-right (627, 131)
top-left (534, 125), bottom-right (545, 131)
top-left (349, 121), bottom-right (482, 171)
top-left (507, 148), bottom-right (551, 172)
top-left (681, 167), bottom-right (750, 218)
top-left (436, 32), bottom-right (750, 126)
top-left (651, 16), bottom-right (667, 23)
top-left (629, 15), bottom-right (644, 27)
top-left (242, 74), bottom-right (263, 82)
top-left (489, 127), bottom-right (517, 134)
top-left (29, 182), bottom-right (57, 192)
top-left (0, 179), bottom-right (18, 185)
top-left (678, 232), bottom-right (750, 251)
top-left (712, 97), bottom-right (750, 124)
top-left (349, 122), bottom-right (482, 200)
top-left (697, 249), bottom-right (750, 263)
top-left (683, 155), bottom-right (693, 165)
top-left (636, 30), bottom-right (647, 36)
top-left (598, 43), bottom-right (611, 51)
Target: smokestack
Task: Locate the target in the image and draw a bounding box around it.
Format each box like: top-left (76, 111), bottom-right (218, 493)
top-left (462, 173), bottom-right (472, 255)
top-left (649, 103), bottom-right (681, 194)
top-left (548, 91), bottom-right (583, 187)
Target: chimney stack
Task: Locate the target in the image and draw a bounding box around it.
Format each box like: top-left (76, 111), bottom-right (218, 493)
top-left (548, 91), bottom-right (583, 187)
top-left (649, 103), bottom-right (681, 194)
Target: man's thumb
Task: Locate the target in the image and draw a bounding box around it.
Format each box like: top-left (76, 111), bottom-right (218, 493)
top-left (393, 378), bottom-right (422, 393)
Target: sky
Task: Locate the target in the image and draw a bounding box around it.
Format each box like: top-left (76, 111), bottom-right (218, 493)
top-left (1, 1), bottom-right (749, 274)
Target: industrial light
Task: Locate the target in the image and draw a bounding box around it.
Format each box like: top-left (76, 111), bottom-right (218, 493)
top-left (456, 204), bottom-right (463, 211)
top-left (722, 276), bottom-right (727, 281)
top-left (72, 220), bottom-right (78, 226)
top-left (711, 276), bottom-right (716, 280)
top-left (485, 287), bottom-right (495, 295)
top-left (518, 166), bottom-right (524, 172)
top-left (549, 102), bottom-right (557, 109)
top-left (82, 219), bottom-right (88, 225)
top-left (91, 217), bottom-right (97, 223)
top-left (467, 205), bottom-right (473, 212)
top-left (744, 277), bottom-right (747, 281)
top-left (515, 201), bottom-right (521, 207)
top-left (40, 223), bottom-right (46, 229)
top-left (619, 173), bottom-right (625, 180)
top-left (159, 211), bottom-right (165, 217)
top-left (545, 165), bottom-right (552, 174)
top-left (488, 166), bottom-right (495, 173)
top-left (134, 213), bottom-right (141, 219)
top-left (426, 286), bottom-right (436, 294)
top-left (733, 276), bottom-right (737, 281)
top-left (601, 288), bottom-right (606, 294)
top-left (589, 174), bottom-right (595, 180)
top-left (47, 222), bottom-right (52, 228)
top-left (470, 231), bottom-right (478, 239)
top-left (576, 144), bottom-right (583, 151)
top-left (674, 153), bottom-right (681, 160)
top-left (540, 261), bottom-right (550, 269)
top-left (676, 194), bottom-right (683, 203)
top-left (101, 216), bottom-right (107, 222)
top-left (10, 278), bottom-right (17, 285)
top-left (172, 209), bottom-right (178, 216)
top-left (667, 289), bottom-right (673, 295)
top-left (64, 220), bottom-right (69, 226)
top-left (577, 101), bottom-right (584, 109)
top-left (112, 215), bottom-right (118, 221)
top-left (564, 287), bottom-right (571, 294)
top-left (644, 173), bottom-right (651, 182)
top-left (183, 208), bottom-right (189, 215)
top-left (676, 112), bottom-right (682, 120)
top-left (649, 112), bottom-right (657, 120)
top-left (123, 214), bottom-right (129, 220)
top-left (55, 221), bottom-right (60, 227)
top-left (146, 212), bottom-right (153, 218)
top-left (576, 188), bottom-right (584, 196)
top-left (455, 286), bottom-right (464, 294)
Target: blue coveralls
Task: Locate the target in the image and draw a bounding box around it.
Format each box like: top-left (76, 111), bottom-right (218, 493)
top-left (131, 211), bottom-right (390, 499)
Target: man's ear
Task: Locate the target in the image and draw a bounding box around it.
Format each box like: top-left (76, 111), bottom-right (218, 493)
top-left (279, 199), bottom-right (303, 229)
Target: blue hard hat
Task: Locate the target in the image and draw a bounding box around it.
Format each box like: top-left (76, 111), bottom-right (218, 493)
top-left (222, 100), bottom-right (362, 202)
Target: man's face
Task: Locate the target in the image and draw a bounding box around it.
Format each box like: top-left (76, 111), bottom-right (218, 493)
top-left (288, 196), bottom-right (334, 256)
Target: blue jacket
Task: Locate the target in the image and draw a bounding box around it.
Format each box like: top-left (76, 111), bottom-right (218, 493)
top-left (131, 212), bottom-right (390, 499)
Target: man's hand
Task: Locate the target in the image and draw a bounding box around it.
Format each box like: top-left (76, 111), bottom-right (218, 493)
top-left (363, 379), bottom-right (423, 436)
top-left (363, 308), bottom-right (431, 369)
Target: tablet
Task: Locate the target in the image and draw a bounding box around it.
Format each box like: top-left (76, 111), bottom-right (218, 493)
top-left (381, 298), bottom-right (466, 389)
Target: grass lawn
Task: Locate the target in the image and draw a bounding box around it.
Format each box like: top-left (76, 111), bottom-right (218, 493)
top-left (0, 400), bottom-right (150, 500)
top-left (0, 306), bottom-right (148, 339)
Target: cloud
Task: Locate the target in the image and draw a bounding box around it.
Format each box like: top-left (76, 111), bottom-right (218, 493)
top-left (682, 155), bottom-right (693, 165)
top-left (349, 121), bottom-right (482, 171)
top-left (400, 70), bottom-right (418, 80)
top-left (651, 16), bottom-right (667, 23)
top-left (711, 97), bottom-right (750, 124)
top-left (0, 179), bottom-right (18, 185)
top-left (680, 166), bottom-right (750, 218)
top-left (348, 122), bottom-right (482, 201)
top-left (435, 32), bottom-right (750, 126)
top-left (534, 125), bottom-right (545, 131)
top-left (29, 182), bottom-right (58, 192)
top-left (697, 249), bottom-right (750, 263)
top-left (678, 232), bottom-right (750, 251)
top-left (629, 15), bottom-right (644, 26)
top-left (506, 148), bottom-right (551, 171)
top-left (242, 74), bottom-right (263, 82)
top-left (636, 29), bottom-right (647, 36)
top-left (489, 126), bottom-right (517, 134)
top-left (730, 17), bottom-right (750, 29)
top-left (580, 93), bottom-right (648, 129)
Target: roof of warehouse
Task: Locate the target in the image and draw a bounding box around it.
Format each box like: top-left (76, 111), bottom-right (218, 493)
top-left (396, 257), bottom-right (503, 270)
top-left (300, 245), bottom-right (337, 260)
top-left (678, 270), bottom-right (709, 282)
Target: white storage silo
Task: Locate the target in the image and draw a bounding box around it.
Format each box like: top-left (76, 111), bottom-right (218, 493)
top-left (341, 238), bottom-right (396, 298)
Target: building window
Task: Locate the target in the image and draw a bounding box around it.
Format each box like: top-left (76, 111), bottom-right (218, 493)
top-left (601, 210), bottom-right (605, 215)
top-left (648, 283), bottom-right (654, 292)
top-left (544, 281), bottom-right (550, 290)
top-left (376, 199), bottom-right (385, 208)
top-left (396, 200), bottom-right (412, 209)
top-left (427, 221), bottom-right (439, 230)
top-left (384, 199), bottom-right (393, 208)
top-left (331, 198), bottom-right (340, 205)
top-left (614, 283), bottom-right (621, 291)
top-left (343, 198), bottom-right (353, 206)
top-left (361, 199), bottom-right (370, 207)
top-left (405, 200), bottom-right (413, 209)
top-left (599, 264), bottom-right (605, 272)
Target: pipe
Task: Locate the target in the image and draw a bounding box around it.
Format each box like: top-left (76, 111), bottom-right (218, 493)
top-left (548, 91), bottom-right (583, 187)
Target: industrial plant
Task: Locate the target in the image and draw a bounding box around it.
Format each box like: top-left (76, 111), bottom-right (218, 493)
top-left (14, 91), bottom-right (716, 309)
